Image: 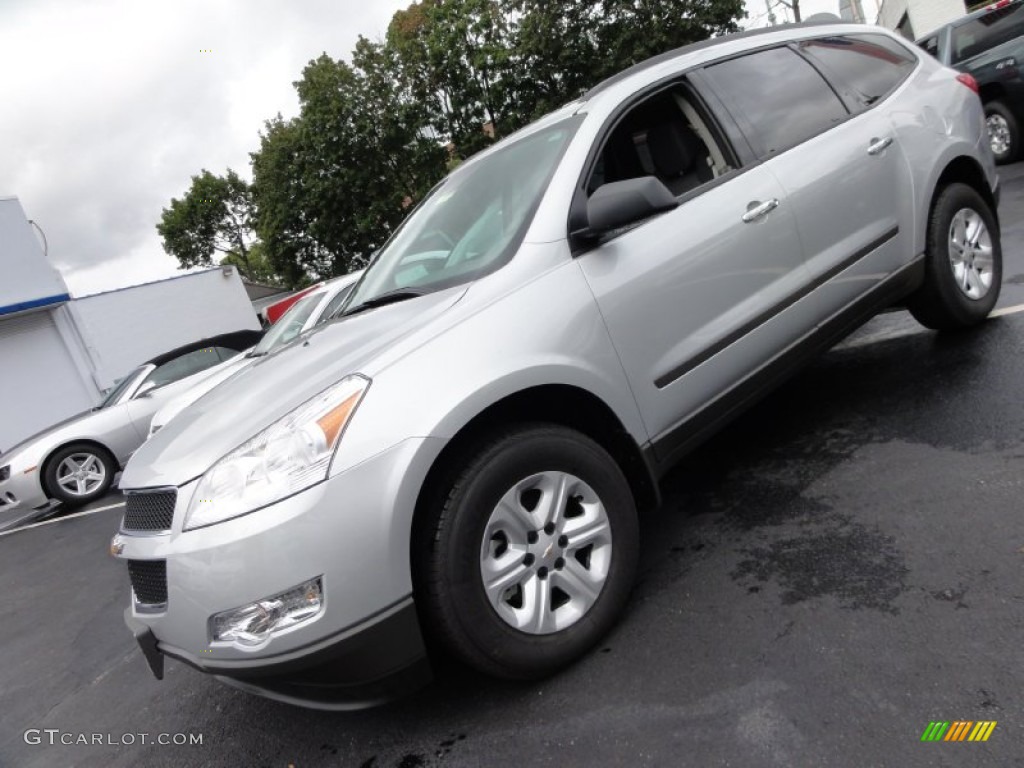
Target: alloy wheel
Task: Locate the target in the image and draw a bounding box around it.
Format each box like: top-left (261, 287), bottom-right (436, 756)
top-left (56, 452), bottom-right (106, 497)
top-left (948, 208), bottom-right (994, 301)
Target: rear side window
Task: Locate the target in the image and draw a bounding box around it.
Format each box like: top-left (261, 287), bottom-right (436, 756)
top-left (702, 46), bottom-right (847, 159)
top-left (798, 35), bottom-right (917, 108)
top-left (952, 3), bottom-right (1024, 63)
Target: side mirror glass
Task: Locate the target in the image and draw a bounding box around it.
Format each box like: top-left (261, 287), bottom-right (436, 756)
top-left (585, 177), bottom-right (678, 235)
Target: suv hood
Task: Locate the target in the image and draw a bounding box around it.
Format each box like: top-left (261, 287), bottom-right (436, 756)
top-left (122, 287), bottom-right (467, 487)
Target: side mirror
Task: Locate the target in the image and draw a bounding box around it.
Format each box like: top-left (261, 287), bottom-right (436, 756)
top-left (585, 177), bottom-right (678, 235)
top-left (135, 381), bottom-right (157, 399)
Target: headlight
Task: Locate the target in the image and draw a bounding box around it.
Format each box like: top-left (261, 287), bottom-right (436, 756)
top-left (183, 375), bottom-right (369, 530)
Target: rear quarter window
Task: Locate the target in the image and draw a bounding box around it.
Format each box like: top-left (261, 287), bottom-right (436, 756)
top-left (797, 35), bottom-right (918, 109)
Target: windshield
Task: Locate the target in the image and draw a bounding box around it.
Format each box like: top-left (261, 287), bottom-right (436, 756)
top-left (98, 366), bottom-right (146, 408)
top-left (344, 118), bottom-right (581, 310)
top-left (251, 291), bottom-right (325, 355)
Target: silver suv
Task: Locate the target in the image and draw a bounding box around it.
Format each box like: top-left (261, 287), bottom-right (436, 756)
top-left (113, 20), bottom-right (1001, 709)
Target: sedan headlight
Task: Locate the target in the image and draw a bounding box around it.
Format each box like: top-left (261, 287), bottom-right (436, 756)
top-left (184, 375), bottom-right (369, 530)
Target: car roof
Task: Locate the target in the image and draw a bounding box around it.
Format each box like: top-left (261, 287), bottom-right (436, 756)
top-left (145, 329), bottom-right (264, 367)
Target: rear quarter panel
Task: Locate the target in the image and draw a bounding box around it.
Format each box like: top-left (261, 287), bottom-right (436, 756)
top-left (885, 56), bottom-right (994, 257)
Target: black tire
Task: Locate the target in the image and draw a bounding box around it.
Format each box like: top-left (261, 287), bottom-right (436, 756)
top-left (907, 182), bottom-right (1002, 331)
top-left (43, 443), bottom-right (116, 507)
top-left (984, 101), bottom-right (1019, 165)
top-left (416, 424), bottom-right (639, 679)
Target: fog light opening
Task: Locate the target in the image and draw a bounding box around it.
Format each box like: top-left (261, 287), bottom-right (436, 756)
top-left (211, 577), bottom-right (324, 647)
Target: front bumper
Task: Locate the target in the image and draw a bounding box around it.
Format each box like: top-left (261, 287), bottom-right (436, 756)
top-left (116, 437), bottom-right (443, 708)
top-left (126, 598), bottom-right (431, 710)
top-left (0, 464), bottom-right (52, 531)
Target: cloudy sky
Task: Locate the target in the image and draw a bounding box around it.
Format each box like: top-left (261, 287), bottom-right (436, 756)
top-left (2, 0), bottom-right (848, 297)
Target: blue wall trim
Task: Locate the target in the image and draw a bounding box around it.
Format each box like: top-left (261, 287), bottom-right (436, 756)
top-left (0, 293), bottom-right (71, 317)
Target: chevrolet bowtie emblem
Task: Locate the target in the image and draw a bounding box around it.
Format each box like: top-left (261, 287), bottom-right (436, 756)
top-left (109, 535), bottom-right (124, 557)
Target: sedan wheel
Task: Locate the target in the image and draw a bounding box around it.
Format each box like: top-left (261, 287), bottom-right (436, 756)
top-left (44, 443), bottom-right (116, 507)
top-left (57, 453), bottom-right (107, 497)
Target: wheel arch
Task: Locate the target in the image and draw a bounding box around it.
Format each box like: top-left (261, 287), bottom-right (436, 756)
top-left (40, 439), bottom-right (118, 498)
top-left (409, 384), bottom-right (659, 574)
top-left (927, 154), bottom-right (998, 236)
top-left (978, 82), bottom-right (1007, 105)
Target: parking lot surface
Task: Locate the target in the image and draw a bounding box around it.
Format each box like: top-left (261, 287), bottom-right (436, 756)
top-left (3, 165), bottom-right (1024, 767)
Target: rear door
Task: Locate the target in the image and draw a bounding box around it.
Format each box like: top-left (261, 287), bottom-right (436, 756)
top-left (701, 36), bottom-right (918, 322)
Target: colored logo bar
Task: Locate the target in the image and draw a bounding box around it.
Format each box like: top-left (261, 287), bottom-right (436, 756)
top-left (921, 721), bottom-right (997, 742)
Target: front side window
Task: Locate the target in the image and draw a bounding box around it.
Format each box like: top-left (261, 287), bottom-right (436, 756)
top-left (952, 4), bottom-right (1024, 63)
top-left (703, 46), bottom-right (848, 159)
top-left (798, 35), bottom-right (917, 107)
top-left (343, 118), bottom-right (581, 311)
top-left (585, 85), bottom-right (733, 200)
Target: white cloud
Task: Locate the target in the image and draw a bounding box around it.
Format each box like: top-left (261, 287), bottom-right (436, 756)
top-left (0, 0), bottom-right (408, 295)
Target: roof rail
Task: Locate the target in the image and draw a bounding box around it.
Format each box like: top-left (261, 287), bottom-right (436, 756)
top-left (582, 17), bottom-right (855, 101)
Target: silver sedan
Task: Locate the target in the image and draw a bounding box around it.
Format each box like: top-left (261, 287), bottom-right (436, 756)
top-left (0, 330), bottom-right (261, 528)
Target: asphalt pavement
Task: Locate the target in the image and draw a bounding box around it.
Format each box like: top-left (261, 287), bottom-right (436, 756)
top-left (3, 167), bottom-right (1024, 767)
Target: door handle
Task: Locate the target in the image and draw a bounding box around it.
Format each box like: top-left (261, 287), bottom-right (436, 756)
top-left (742, 198), bottom-right (780, 223)
top-left (867, 137), bottom-right (893, 156)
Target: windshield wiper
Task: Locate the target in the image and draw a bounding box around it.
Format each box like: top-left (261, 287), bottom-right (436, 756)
top-left (342, 288), bottom-right (427, 317)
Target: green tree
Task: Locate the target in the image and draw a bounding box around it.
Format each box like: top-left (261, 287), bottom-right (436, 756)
top-left (388, 0), bottom-right (515, 158)
top-left (509, 0), bottom-right (746, 121)
top-left (251, 50), bottom-right (447, 282)
top-left (156, 169), bottom-right (274, 281)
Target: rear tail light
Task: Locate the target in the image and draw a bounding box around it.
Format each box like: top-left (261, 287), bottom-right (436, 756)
top-left (956, 73), bottom-right (981, 94)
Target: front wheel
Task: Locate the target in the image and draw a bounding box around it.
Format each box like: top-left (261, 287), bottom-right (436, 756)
top-left (907, 182), bottom-right (1001, 331)
top-left (417, 425), bottom-right (638, 679)
top-left (43, 443), bottom-right (116, 507)
top-left (985, 101), bottom-right (1019, 165)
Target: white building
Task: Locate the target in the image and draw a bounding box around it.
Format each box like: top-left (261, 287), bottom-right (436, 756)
top-left (0, 196), bottom-right (259, 450)
top-left (876, 0), bottom-right (968, 39)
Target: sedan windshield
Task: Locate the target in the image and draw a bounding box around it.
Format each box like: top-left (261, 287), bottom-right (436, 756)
top-left (251, 291), bottom-right (325, 355)
top-left (98, 366), bottom-right (146, 408)
top-left (344, 118), bottom-right (581, 311)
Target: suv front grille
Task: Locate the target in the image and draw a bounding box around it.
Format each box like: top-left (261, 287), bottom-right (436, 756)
top-left (128, 559), bottom-right (167, 605)
top-left (123, 490), bottom-right (176, 531)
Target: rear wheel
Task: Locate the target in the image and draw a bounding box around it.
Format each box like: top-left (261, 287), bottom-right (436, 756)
top-left (44, 443), bottom-right (116, 507)
top-left (417, 425), bottom-right (638, 679)
top-left (985, 101), bottom-right (1019, 165)
top-left (907, 183), bottom-right (1001, 330)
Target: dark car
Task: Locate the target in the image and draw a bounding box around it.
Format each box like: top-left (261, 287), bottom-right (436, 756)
top-left (919, 0), bottom-right (1024, 163)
